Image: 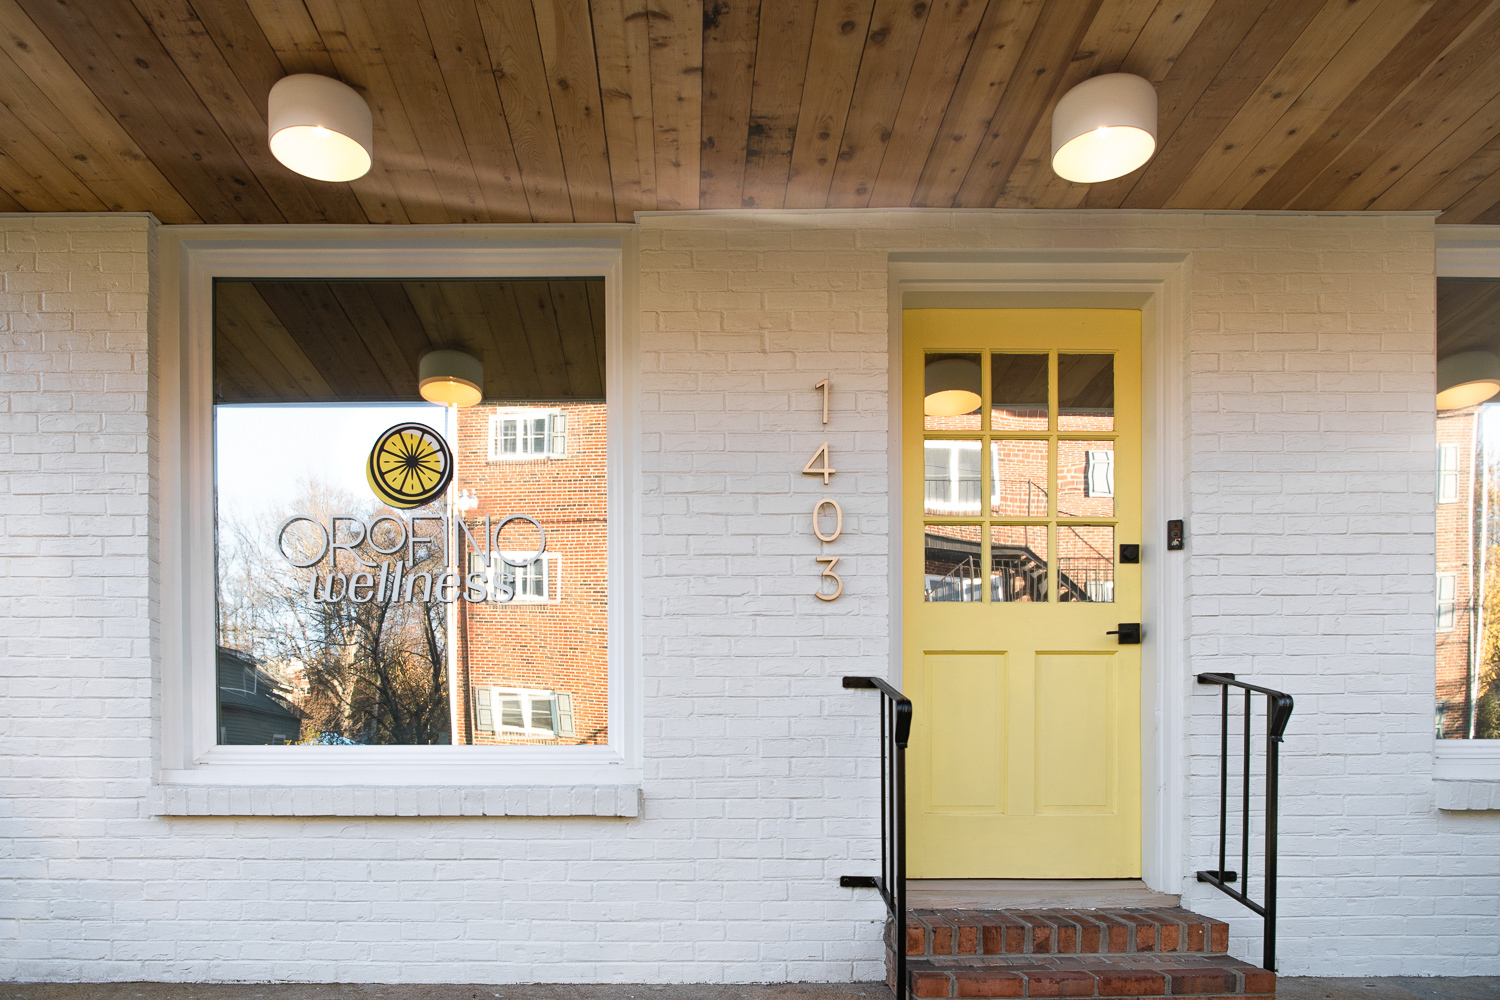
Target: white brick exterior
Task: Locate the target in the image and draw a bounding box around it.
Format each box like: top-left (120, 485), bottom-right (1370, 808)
top-left (1, 210), bottom-right (1495, 982)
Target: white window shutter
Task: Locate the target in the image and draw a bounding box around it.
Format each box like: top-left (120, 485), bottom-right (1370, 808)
top-left (473, 687), bottom-right (494, 733)
top-left (555, 693), bottom-right (575, 738)
top-left (1085, 450), bottom-right (1115, 498)
top-left (1438, 444), bottom-right (1460, 504)
top-left (1437, 573), bottom-right (1458, 632)
top-left (549, 411), bottom-right (567, 458)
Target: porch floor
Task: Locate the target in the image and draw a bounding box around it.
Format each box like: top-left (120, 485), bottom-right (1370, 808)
top-left (905, 878), bottom-right (1178, 909)
top-left (2, 979), bottom-right (1498, 1000)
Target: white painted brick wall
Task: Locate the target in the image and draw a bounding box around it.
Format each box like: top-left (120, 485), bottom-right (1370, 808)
top-left (1, 210), bottom-right (1493, 982)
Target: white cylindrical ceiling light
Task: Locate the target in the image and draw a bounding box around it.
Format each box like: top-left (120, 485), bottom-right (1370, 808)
top-left (924, 357), bottom-right (982, 417)
top-left (268, 74), bottom-right (373, 182)
top-left (1437, 351), bottom-right (1500, 410)
top-left (1051, 73), bottom-right (1158, 184)
top-left (419, 349), bottom-right (484, 407)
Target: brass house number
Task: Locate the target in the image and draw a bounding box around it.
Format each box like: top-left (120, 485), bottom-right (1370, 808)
top-left (804, 378), bottom-right (843, 601)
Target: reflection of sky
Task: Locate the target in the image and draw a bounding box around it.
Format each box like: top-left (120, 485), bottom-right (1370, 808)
top-left (215, 403), bottom-right (451, 525)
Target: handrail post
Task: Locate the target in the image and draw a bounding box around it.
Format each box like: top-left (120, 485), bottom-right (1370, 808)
top-left (842, 676), bottom-right (912, 1000)
top-left (1194, 672), bottom-right (1292, 973)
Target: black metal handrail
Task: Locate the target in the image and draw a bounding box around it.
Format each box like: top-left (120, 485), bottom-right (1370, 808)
top-left (841, 676), bottom-right (912, 1000)
top-left (1195, 672), bottom-right (1294, 972)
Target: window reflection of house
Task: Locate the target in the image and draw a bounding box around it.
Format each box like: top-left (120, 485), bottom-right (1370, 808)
top-left (453, 400), bottom-right (608, 746)
top-left (215, 646), bottom-right (303, 745)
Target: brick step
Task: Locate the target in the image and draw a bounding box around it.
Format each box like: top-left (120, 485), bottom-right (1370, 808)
top-left (901, 907), bottom-right (1229, 958)
top-left (904, 952), bottom-right (1274, 999)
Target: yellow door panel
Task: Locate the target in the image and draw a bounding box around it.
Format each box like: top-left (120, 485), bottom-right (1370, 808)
top-left (924, 653), bottom-right (1006, 811)
top-left (904, 309), bottom-right (1142, 879)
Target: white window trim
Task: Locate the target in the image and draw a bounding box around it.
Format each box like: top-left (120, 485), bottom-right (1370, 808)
top-left (489, 407), bottom-right (567, 461)
top-left (1434, 226), bottom-right (1500, 803)
top-left (155, 228), bottom-right (641, 816)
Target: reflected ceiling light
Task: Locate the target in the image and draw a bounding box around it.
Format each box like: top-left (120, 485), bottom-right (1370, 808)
top-left (1437, 351), bottom-right (1500, 410)
top-left (419, 349), bottom-right (484, 407)
top-left (924, 357), bottom-right (982, 417)
top-left (268, 74), bottom-right (373, 182)
top-left (1051, 73), bottom-right (1157, 184)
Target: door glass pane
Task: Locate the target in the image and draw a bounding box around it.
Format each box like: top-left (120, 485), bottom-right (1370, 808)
top-left (991, 440), bottom-right (1049, 517)
top-left (925, 440), bottom-right (982, 514)
top-left (1057, 525), bottom-right (1114, 603)
top-left (1058, 354), bottom-right (1113, 431)
top-left (1058, 439), bottom-right (1114, 517)
top-left (991, 525), bottom-right (1048, 602)
top-left (991, 353), bottom-right (1048, 430)
top-left (924, 352), bottom-right (982, 431)
top-left (924, 525), bottom-right (982, 602)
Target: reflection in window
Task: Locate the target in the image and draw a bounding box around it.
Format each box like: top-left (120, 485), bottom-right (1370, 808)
top-left (924, 525), bottom-right (982, 602)
top-left (1058, 440), bottom-right (1115, 518)
top-left (924, 353), bottom-right (982, 431)
top-left (991, 353), bottom-right (1048, 430)
top-left (1058, 354), bottom-right (1113, 431)
top-left (1057, 525), bottom-right (1114, 603)
top-left (212, 277), bottom-right (608, 747)
top-left (925, 440), bottom-right (982, 514)
top-left (991, 525), bottom-right (1048, 602)
top-left (991, 439), bottom-right (1049, 517)
top-left (1436, 396), bottom-right (1496, 738)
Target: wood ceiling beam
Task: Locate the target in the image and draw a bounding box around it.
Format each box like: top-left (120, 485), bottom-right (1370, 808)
top-left (474, 0), bottom-right (575, 221)
top-left (15, 0), bottom-right (286, 223)
top-left (783, 0), bottom-right (876, 209)
top-left (415, 0), bottom-right (532, 223)
top-left (953, 0), bottom-right (1103, 208)
top-left (741, 0), bottom-right (816, 210)
top-left (863, 0), bottom-right (989, 209)
top-left (700, 0), bottom-right (760, 210)
top-left (821, 0), bottom-right (930, 209)
top-left (1242, 0), bottom-right (1495, 210)
top-left (909, 0), bottom-right (1044, 207)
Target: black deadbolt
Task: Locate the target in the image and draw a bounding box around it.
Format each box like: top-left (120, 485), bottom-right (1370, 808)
top-left (1120, 543), bottom-right (1140, 564)
top-left (1107, 623), bottom-right (1142, 644)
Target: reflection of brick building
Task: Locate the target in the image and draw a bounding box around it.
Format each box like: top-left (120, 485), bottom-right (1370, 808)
top-left (1436, 406), bottom-right (1477, 738)
top-left (451, 401), bottom-right (607, 745)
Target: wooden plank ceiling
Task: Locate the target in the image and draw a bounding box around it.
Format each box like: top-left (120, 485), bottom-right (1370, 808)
top-left (4, 0), bottom-right (1500, 224)
top-left (214, 279), bottom-right (607, 402)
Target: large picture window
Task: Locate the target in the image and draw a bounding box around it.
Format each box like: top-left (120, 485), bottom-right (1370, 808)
top-left (212, 277), bottom-right (608, 749)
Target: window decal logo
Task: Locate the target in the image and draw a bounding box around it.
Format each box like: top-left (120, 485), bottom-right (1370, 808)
top-left (366, 422), bottom-right (452, 509)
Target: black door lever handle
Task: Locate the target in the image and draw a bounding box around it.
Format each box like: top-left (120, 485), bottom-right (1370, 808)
top-left (1106, 623), bottom-right (1142, 644)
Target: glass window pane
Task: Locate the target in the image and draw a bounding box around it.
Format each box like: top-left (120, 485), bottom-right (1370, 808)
top-left (925, 440), bottom-right (982, 514)
top-left (991, 525), bottom-right (1048, 603)
top-left (991, 353), bottom-right (1048, 430)
top-left (1058, 354), bottom-right (1113, 431)
top-left (924, 525), bottom-right (982, 602)
top-left (212, 277), bottom-right (607, 747)
top-left (1057, 525), bottom-right (1114, 603)
top-left (991, 440), bottom-right (1049, 517)
top-left (1058, 440), bottom-right (1114, 517)
top-left (924, 352), bottom-right (981, 431)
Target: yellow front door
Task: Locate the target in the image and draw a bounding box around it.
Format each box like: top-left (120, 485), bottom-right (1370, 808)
top-left (903, 309), bottom-right (1142, 878)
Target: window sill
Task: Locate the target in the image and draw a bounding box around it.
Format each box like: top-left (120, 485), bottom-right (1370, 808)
top-left (150, 782), bottom-right (641, 817)
top-left (1433, 740), bottom-right (1500, 810)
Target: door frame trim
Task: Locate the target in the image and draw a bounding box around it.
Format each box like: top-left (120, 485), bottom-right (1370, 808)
top-left (886, 251), bottom-right (1190, 892)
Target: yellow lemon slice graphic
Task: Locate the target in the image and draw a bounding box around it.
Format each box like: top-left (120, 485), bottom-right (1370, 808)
top-left (366, 423), bottom-right (453, 510)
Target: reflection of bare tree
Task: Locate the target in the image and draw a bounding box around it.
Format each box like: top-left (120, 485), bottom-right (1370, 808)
top-left (217, 479), bottom-right (450, 745)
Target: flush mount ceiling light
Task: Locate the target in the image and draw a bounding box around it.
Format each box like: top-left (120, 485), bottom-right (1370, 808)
top-left (1051, 73), bottom-right (1158, 184)
top-left (1437, 351), bottom-right (1500, 410)
top-left (419, 349), bottom-right (484, 407)
top-left (268, 74), bottom-right (373, 182)
top-left (924, 357), bottom-right (982, 417)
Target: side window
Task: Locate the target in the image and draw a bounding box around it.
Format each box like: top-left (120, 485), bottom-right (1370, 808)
top-left (481, 687), bottom-right (571, 738)
top-left (1437, 573), bottom-right (1457, 632)
top-left (1084, 449), bottom-right (1115, 498)
top-left (1438, 443), bottom-right (1460, 504)
top-left (489, 409), bottom-right (567, 461)
top-left (469, 552), bottom-right (560, 604)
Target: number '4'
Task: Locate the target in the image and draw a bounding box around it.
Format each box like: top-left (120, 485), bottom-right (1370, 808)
top-left (802, 441), bottom-right (836, 485)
